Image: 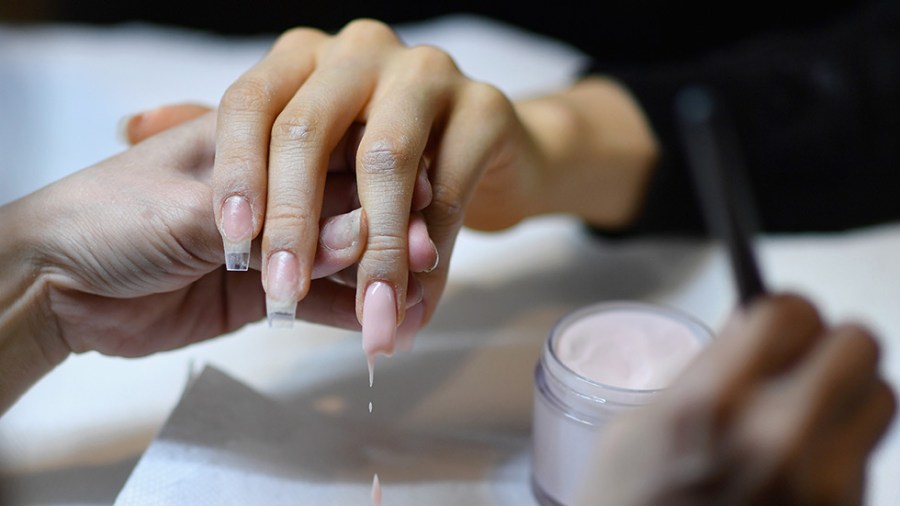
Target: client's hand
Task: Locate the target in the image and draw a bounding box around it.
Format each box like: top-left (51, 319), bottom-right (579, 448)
top-left (578, 294), bottom-right (896, 506)
top-left (2, 113), bottom-right (366, 368)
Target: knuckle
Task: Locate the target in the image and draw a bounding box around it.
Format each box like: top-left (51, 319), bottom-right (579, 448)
top-left (770, 293), bottom-right (823, 328)
top-left (757, 292), bottom-right (825, 342)
top-left (273, 27), bottom-right (323, 50)
top-left (405, 44), bottom-right (459, 75)
top-left (461, 82), bottom-right (516, 140)
top-left (272, 114), bottom-right (320, 148)
top-left (339, 19), bottom-right (399, 45)
top-left (264, 202), bottom-right (317, 231)
top-left (221, 76), bottom-right (275, 114)
top-left (465, 81), bottom-right (513, 117)
top-left (427, 180), bottom-right (465, 230)
top-left (359, 138), bottom-right (416, 174)
top-left (367, 232), bottom-right (407, 254)
top-left (215, 149), bottom-right (260, 178)
top-left (362, 233), bottom-right (409, 272)
top-left (838, 323), bottom-right (882, 367)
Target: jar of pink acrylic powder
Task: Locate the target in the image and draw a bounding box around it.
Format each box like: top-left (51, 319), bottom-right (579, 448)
top-left (531, 301), bottom-right (712, 506)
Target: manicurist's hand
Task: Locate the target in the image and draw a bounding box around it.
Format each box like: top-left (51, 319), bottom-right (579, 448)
top-left (210, 18), bottom-right (658, 357)
top-left (577, 294), bottom-right (896, 506)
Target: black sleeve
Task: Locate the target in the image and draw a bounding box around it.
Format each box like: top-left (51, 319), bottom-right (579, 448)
top-left (587, 0), bottom-right (900, 237)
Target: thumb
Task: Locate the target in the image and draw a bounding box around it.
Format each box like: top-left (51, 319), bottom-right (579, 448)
top-left (119, 103), bottom-right (214, 145)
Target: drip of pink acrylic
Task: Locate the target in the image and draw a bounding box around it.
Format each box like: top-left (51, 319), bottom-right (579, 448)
top-left (362, 284), bottom-right (398, 506)
top-left (365, 325), bottom-right (379, 493)
top-left (371, 473), bottom-right (382, 506)
top-left (363, 283), bottom-right (397, 389)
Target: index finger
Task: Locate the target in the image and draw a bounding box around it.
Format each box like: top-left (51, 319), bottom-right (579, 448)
top-left (213, 28), bottom-right (327, 271)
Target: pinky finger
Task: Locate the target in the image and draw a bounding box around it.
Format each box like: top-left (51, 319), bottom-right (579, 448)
top-left (408, 212), bottom-right (439, 273)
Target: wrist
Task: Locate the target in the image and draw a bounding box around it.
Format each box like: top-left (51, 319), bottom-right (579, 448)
top-left (0, 195), bottom-right (69, 413)
top-left (516, 76), bottom-right (659, 228)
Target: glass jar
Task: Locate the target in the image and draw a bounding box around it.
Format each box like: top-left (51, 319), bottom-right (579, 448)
top-left (531, 301), bottom-right (712, 506)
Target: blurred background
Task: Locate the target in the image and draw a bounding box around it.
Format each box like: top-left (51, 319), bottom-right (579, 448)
top-left (0, 0), bottom-right (865, 64)
top-left (2, 2), bottom-right (897, 505)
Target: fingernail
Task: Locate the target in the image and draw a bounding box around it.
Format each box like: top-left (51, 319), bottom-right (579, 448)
top-left (406, 275), bottom-right (424, 308)
top-left (396, 302), bottom-right (425, 353)
top-left (320, 209), bottom-right (361, 251)
top-left (362, 281), bottom-right (397, 358)
top-left (424, 239), bottom-right (439, 273)
top-left (116, 113), bottom-right (141, 145)
top-left (266, 250), bottom-right (298, 328)
top-left (221, 195), bottom-right (252, 271)
top-left (412, 158), bottom-right (433, 211)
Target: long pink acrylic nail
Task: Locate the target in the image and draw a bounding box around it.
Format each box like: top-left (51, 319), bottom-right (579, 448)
top-left (362, 281), bottom-right (397, 386)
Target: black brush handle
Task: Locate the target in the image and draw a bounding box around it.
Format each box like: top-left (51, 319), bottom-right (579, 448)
top-left (676, 85), bottom-right (766, 305)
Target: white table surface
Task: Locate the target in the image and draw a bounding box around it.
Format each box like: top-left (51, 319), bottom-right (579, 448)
top-left (0, 15), bottom-right (898, 506)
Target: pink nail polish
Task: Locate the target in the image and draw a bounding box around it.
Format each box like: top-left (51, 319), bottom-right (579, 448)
top-left (362, 281), bottom-right (397, 384)
top-left (265, 250), bottom-right (299, 328)
top-left (221, 195), bottom-right (253, 271)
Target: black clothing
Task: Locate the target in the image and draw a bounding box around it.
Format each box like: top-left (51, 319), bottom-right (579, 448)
top-left (21, 1), bottom-right (867, 68)
top-left (25, 0), bottom-right (900, 235)
top-left (595, 0), bottom-right (900, 235)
